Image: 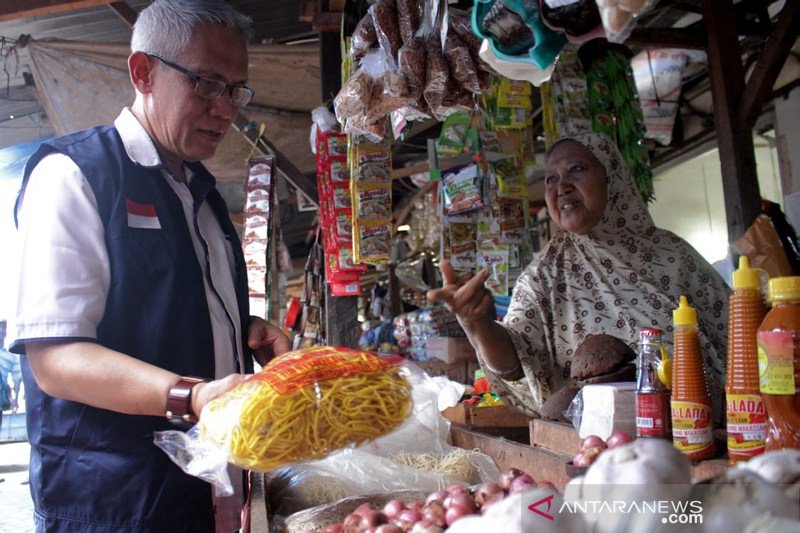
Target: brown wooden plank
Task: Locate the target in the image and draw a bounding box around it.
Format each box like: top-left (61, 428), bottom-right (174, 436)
top-left (0, 0), bottom-right (112, 22)
top-left (702, 0), bottom-right (761, 242)
top-left (444, 404), bottom-right (533, 428)
top-left (530, 419), bottom-right (583, 458)
top-left (741, 0), bottom-right (800, 129)
top-left (450, 426), bottom-right (572, 487)
top-left (626, 27), bottom-right (708, 50)
top-left (107, 1), bottom-right (137, 26)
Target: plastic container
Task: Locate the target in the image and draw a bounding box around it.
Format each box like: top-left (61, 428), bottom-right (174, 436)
top-left (757, 276), bottom-right (800, 452)
top-left (472, 0), bottom-right (567, 71)
top-left (726, 256), bottom-right (768, 463)
top-left (670, 296), bottom-right (714, 460)
top-left (635, 328), bottom-right (671, 439)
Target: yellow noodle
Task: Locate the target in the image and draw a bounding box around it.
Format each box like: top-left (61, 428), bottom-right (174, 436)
top-left (199, 348), bottom-right (412, 472)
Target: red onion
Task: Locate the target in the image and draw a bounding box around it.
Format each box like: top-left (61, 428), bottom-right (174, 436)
top-left (342, 513), bottom-right (361, 533)
top-left (581, 435), bottom-right (607, 451)
top-left (397, 509), bottom-right (422, 524)
top-left (443, 492), bottom-right (477, 512)
top-left (498, 467), bottom-right (523, 490)
top-left (353, 503), bottom-right (374, 517)
top-left (573, 446), bottom-right (601, 467)
top-left (411, 521), bottom-right (444, 533)
top-left (445, 504), bottom-right (473, 526)
top-left (407, 501), bottom-right (424, 513)
top-left (383, 500), bottom-right (406, 519)
top-left (481, 491), bottom-right (505, 511)
top-left (474, 482), bottom-right (504, 507)
top-left (375, 525), bottom-right (403, 533)
top-left (322, 525), bottom-right (344, 533)
top-left (425, 491), bottom-right (447, 505)
top-left (422, 502), bottom-right (446, 527)
top-left (359, 510), bottom-right (388, 529)
top-left (446, 482), bottom-right (469, 495)
top-left (508, 474), bottom-right (537, 495)
top-left (606, 431), bottom-right (634, 449)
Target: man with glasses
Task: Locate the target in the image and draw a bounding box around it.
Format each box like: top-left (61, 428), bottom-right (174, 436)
top-left (7, 1), bottom-right (289, 531)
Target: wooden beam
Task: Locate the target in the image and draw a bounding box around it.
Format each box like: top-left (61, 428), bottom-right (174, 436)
top-left (108, 1), bottom-right (137, 26)
top-left (325, 292), bottom-right (360, 347)
top-left (320, 30), bottom-right (342, 105)
top-left (0, 0), bottom-right (111, 22)
top-left (702, 0), bottom-right (761, 242)
top-left (626, 27), bottom-right (708, 50)
top-left (741, 0), bottom-right (800, 130)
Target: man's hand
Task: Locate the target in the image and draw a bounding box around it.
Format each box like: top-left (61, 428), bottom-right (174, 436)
top-left (247, 316), bottom-right (291, 366)
top-left (427, 260), bottom-right (496, 330)
top-left (191, 373), bottom-right (248, 419)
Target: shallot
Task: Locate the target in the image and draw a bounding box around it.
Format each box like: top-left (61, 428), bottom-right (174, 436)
top-left (606, 431), bottom-right (633, 449)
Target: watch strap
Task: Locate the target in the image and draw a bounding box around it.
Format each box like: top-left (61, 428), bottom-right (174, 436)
top-left (166, 376), bottom-right (207, 426)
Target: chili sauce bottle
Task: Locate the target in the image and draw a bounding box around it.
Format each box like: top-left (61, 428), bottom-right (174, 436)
top-left (671, 296), bottom-right (715, 460)
top-left (726, 256), bottom-right (767, 463)
top-left (757, 277), bottom-right (800, 451)
top-left (635, 328), bottom-right (672, 439)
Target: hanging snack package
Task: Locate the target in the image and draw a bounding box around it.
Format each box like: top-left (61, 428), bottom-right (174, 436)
top-left (355, 221), bottom-right (393, 265)
top-left (477, 244), bottom-right (510, 296)
top-left (595, 0), bottom-right (657, 43)
top-left (353, 145), bottom-right (392, 184)
top-left (370, 0), bottom-right (403, 67)
top-left (449, 222), bottom-right (478, 270)
top-left (350, 14), bottom-right (378, 59)
top-left (493, 158), bottom-right (526, 199)
top-left (499, 197), bottom-right (528, 245)
top-left (397, 0), bottom-right (421, 44)
top-left (356, 185), bottom-right (392, 220)
top-left (437, 111), bottom-right (472, 156)
top-left (154, 347), bottom-right (413, 495)
top-left (397, 37), bottom-right (427, 101)
top-left (442, 163), bottom-right (484, 215)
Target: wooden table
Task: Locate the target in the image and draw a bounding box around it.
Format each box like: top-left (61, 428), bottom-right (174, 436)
top-left (450, 421), bottom-right (729, 489)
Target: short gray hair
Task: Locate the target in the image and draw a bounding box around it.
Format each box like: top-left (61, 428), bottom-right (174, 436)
top-left (131, 0), bottom-right (252, 57)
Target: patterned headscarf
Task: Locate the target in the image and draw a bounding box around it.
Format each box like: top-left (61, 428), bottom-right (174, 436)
top-left (481, 133), bottom-right (730, 420)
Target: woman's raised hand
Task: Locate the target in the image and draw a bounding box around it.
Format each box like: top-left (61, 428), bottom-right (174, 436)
top-left (427, 260), bottom-right (496, 329)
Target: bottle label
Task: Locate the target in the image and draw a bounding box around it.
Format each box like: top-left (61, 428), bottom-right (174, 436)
top-left (671, 400), bottom-right (713, 455)
top-left (726, 393), bottom-right (767, 456)
top-left (757, 330), bottom-right (796, 394)
top-left (636, 391), bottom-right (671, 437)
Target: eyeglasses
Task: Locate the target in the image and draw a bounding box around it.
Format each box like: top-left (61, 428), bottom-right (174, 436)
top-left (147, 53), bottom-right (254, 107)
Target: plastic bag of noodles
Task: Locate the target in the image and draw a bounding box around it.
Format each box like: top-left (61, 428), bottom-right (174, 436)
top-left (154, 346), bottom-right (413, 495)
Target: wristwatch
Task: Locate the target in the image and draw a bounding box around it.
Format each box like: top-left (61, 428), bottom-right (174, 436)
top-left (165, 376), bottom-right (207, 428)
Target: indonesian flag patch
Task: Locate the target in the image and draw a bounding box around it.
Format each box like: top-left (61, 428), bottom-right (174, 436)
top-left (125, 199), bottom-right (161, 229)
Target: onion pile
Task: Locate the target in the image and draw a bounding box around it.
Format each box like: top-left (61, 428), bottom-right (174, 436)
top-left (321, 468), bottom-right (549, 532)
top-left (572, 431), bottom-right (633, 467)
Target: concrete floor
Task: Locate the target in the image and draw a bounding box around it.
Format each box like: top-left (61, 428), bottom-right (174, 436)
top-left (0, 440), bottom-right (35, 532)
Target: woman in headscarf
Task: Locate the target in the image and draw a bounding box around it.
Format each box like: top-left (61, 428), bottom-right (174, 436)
top-left (428, 133), bottom-right (730, 420)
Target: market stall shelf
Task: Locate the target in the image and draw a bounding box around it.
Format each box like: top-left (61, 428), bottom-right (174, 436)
top-left (530, 419), bottom-right (583, 458)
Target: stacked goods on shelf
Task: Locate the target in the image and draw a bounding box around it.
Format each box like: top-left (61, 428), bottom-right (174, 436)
top-left (315, 127), bottom-right (367, 297)
top-left (585, 45), bottom-right (654, 202)
top-left (393, 305), bottom-right (465, 361)
top-left (350, 137), bottom-right (394, 267)
top-left (243, 156), bottom-right (276, 319)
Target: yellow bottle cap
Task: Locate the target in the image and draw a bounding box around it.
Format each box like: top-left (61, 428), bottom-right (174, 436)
top-left (767, 276), bottom-right (800, 303)
top-left (732, 256), bottom-right (760, 290)
top-left (673, 295), bottom-right (697, 326)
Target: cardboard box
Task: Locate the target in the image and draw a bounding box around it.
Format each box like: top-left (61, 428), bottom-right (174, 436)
top-left (425, 336), bottom-right (477, 364)
top-left (410, 359), bottom-right (479, 384)
top-left (443, 404), bottom-right (532, 428)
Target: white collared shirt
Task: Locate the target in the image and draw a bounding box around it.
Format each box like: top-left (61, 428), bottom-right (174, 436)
top-left (9, 108), bottom-right (244, 530)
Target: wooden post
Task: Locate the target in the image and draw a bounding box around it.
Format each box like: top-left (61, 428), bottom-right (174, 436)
top-left (702, 0), bottom-right (761, 243)
top-left (325, 293), bottom-right (361, 347)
